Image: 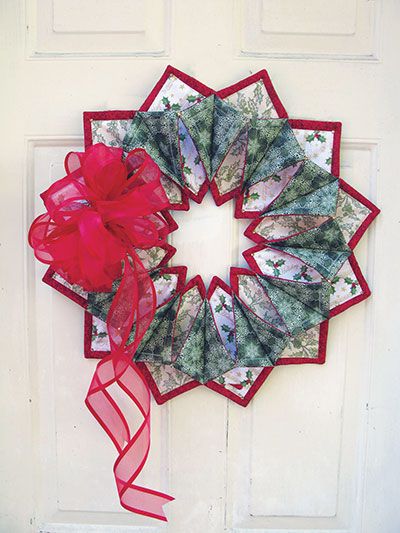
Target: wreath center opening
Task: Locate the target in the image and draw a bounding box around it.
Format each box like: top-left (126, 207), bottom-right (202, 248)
top-left (170, 192), bottom-right (249, 286)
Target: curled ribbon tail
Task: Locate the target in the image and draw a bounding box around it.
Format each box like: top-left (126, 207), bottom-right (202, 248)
top-left (113, 362), bottom-right (174, 521)
top-left (85, 253), bottom-right (174, 521)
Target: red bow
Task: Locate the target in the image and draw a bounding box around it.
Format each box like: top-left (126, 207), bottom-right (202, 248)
top-left (29, 143), bottom-right (174, 520)
top-left (29, 143), bottom-right (170, 291)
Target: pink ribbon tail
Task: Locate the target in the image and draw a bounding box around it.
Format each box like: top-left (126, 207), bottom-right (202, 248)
top-left (85, 355), bottom-right (174, 520)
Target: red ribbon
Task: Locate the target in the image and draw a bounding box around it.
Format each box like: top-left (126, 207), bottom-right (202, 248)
top-left (29, 143), bottom-right (174, 520)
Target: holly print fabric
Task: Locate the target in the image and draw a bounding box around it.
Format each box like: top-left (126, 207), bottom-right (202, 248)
top-left (44, 66), bottom-right (379, 406)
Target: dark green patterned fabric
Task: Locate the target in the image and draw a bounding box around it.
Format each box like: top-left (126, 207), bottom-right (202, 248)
top-left (243, 119), bottom-right (286, 184)
top-left (123, 111), bottom-right (184, 187)
top-left (274, 246), bottom-right (350, 279)
top-left (138, 112), bottom-right (181, 177)
top-left (266, 159), bottom-right (336, 212)
top-left (244, 121), bottom-right (305, 188)
top-left (87, 280), bottom-right (120, 322)
top-left (262, 277), bottom-right (331, 318)
top-left (173, 301), bottom-right (206, 381)
top-left (203, 301), bottom-right (236, 381)
top-left (211, 98), bottom-right (247, 177)
top-left (266, 180), bottom-right (339, 216)
top-left (123, 97), bottom-right (341, 219)
top-left (124, 96), bottom-right (247, 185)
top-left (135, 296), bottom-right (180, 363)
top-left (270, 217), bottom-right (352, 276)
top-left (122, 99), bottom-right (314, 194)
top-left (272, 219), bottom-right (349, 252)
top-left (234, 297), bottom-right (288, 367)
top-left (174, 300), bottom-right (235, 383)
top-left (256, 276), bottom-right (329, 335)
top-left (180, 96), bottom-right (214, 177)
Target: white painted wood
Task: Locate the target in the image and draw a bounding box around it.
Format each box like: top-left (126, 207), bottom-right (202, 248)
top-left (237, 0), bottom-right (379, 60)
top-left (1, 0), bottom-right (399, 532)
top-left (27, 0), bottom-right (170, 57)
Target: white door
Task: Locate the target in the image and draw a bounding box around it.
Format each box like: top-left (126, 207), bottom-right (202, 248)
top-left (1, 1), bottom-right (398, 532)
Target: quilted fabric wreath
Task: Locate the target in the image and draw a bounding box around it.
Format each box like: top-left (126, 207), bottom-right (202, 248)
top-left (44, 66), bottom-right (379, 406)
top-left (30, 66), bottom-right (379, 520)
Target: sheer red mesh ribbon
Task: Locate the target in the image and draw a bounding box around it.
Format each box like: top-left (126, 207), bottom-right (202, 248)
top-left (28, 143), bottom-right (174, 520)
top-left (85, 255), bottom-right (174, 520)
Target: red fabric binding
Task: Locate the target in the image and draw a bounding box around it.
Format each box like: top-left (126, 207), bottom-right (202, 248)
top-left (217, 70), bottom-right (288, 119)
top-left (339, 179), bottom-right (380, 250)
